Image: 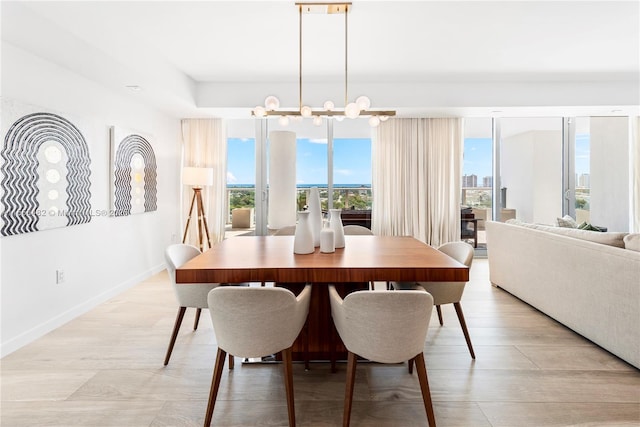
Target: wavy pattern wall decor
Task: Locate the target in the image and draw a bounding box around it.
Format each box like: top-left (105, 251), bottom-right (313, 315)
top-left (110, 126), bottom-right (157, 216)
top-left (1, 111), bottom-right (92, 236)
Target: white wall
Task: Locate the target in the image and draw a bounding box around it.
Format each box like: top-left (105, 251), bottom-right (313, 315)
top-left (501, 129), bottom-right (562, 224)
top-left (0, 43), bottom-right (182, 357)
top-left (590, 117), bottom-right (630, 232)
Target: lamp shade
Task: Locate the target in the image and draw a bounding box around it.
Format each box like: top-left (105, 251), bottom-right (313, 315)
top-left (183, 167), bottom-right (214, 186)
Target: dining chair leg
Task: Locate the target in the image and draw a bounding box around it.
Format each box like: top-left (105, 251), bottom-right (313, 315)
top-left (408, 358), bottom-right (414, 374)
top-left (342, 351), bottom-right (358, 427)
top-left (228, 353), bottom-right (234, 370)
top-left (453, 302), bottom-right (475, 359)
top-left (204, 347), bottom-right (227, 427)
top-left (330, 322), bottom-right (337, 374)
top-left (194, 308), bottom-right (202, 330)
top-left (164, 306), bottom-right (187, 366)
top-left (303, 319), bottom-right (310, 371)
top-left (436, 305), bottom-right (443, 326)
top-left (414, 352), bottom-right (437, 427)
top-left (282, 347), bottom-right (296, 427)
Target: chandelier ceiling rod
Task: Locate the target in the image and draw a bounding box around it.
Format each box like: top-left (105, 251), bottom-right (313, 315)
top-left (252, 2), bottom-right (396, 126)
top-left (344, 2), bottom-right (348, 107)
top-left (299, 3), bottom-right (303, 111)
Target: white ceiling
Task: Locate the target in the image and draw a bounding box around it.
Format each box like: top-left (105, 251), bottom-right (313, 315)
top-left (2, 1), bottom-right (639, 119)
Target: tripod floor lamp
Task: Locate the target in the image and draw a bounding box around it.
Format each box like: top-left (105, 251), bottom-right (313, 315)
top-left (182, 166), bottom-right (214, 252)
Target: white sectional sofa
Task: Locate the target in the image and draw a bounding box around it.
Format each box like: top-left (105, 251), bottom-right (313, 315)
top-left (486, 220), bottom-right (640, 369)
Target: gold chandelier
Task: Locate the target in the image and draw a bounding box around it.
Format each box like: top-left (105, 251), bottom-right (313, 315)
top-left (252, 2), bottom-right (395, 127)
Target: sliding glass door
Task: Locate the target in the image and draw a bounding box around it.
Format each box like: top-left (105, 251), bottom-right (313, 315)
top-left (238, 118), bottom-right (372, 236)
top-left (566, 116), bottom-right (630, 231)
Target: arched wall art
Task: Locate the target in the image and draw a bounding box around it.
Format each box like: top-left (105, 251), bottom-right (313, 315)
top-left (1, 111), bottom-right (92, 236)
top-left (110, 126), bottom-right (157, 216)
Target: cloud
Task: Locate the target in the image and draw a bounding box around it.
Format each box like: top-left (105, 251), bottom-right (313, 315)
top-left (309, 138), bottom-right (327, 144)
top-left (335, 169), bottom-right (353, 176)
top-left (227, 171), bottom-right (237, 183)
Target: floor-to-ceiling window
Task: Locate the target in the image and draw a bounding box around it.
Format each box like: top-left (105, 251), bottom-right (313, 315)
top-left (462, 118), bottom-right (493, 250)
top-left (567, 116), bottom-right (631, 231)
top-left (227, 118), bottom-right (372, 236)
top-left (333, 120), bottom-right (372, 211)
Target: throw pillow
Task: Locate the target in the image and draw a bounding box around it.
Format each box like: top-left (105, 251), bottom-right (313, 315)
top-left (556, 215), bottom-right (578, 228)
top-left (623, 234), bottom-right (640, 252)
top-left (578, 222), bottom-right (603, 232)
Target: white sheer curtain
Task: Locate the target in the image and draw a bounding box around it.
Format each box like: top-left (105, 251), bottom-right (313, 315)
top-left (181, 119), bottom-right (227, 246)
top-left (632, 116), bottom-right (640, 233)
top-left (372, 118), bottom-right (463, 246)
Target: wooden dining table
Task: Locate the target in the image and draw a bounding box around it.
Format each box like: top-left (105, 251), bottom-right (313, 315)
top-left (176, 235), bottom-right (469, 363)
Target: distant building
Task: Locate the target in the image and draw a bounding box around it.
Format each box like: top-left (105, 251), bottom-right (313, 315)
top-left (483, 176), bottom-right (493, 187)
top-left (578, 173), bottom-right (590, 188)
top-left (462, 174), bottom-right (477, 188)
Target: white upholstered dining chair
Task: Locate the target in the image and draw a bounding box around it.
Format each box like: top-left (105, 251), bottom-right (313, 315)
top-left (342, 225), bottom-right (386, 291)
top-left (342, 224), bottom-right (373, 235)
top-left (393, 241), bottom-right (476, 360)
top-left (329, 285), bottom-right (437, 427)
top-left (273, 225), bottom-right (297, 236)
top-left (204, 285), bottom-right (311, 427)
top-left (163, 244), bottom-right (234, 367)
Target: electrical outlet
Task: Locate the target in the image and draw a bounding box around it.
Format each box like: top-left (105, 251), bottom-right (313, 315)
top-left (56, 270), bottom-right (65, 284)
top-left (171, 233), bottom-right (177, 243)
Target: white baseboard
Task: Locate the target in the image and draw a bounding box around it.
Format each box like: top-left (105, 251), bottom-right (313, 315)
top-left (0, 263), bottom-right (165, 358)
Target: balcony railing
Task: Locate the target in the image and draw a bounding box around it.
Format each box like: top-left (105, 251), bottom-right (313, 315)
top-left (461, 187), bottom-right (492, 209)
top-left (226, 185), bottom-right (372, 224)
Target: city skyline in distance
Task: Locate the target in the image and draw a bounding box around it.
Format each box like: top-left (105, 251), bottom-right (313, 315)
top-left (463, 134), bottom-right (591, 182)
top-left (229, 134), bottom-right (591, 186)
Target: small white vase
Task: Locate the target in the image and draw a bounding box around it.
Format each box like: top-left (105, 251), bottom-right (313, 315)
top-left (293, 211), bottom-right (314, 254)
top-left (320, 220), bottom-right (335, 253)
top-left (308, 187), bottom-right (322, 247)
top-left (329, 209), bottom-right (345, 249)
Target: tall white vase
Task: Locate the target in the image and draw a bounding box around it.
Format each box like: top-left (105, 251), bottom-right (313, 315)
top-left (293, 211), bottom-right (314, 254)
top-left (308, 187), bottom-right (322, 247)
top-left (329, 209), bottom-right (345, 249)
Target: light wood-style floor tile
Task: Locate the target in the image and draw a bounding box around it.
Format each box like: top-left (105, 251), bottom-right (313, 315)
top-left (2, 259), bottom-right (639, 427)
top-left (478, 402), bottom-right (640, 427)
top-left (1, 401), bottom-right (164, 427)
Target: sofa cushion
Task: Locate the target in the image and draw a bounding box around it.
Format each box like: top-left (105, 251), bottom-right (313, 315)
top-left (556, 215), bottom-right (578, 228)
top-left (578, 222), bottom-right (604, 232)
top-left (505, 219), bottom-right (627, 248)
top-left (624, 234), bottom-right (640, 252)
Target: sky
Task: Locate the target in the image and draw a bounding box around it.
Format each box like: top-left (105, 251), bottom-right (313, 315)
top-left (463, 138), bottom-right (493, 178)
top-left (575, 134), bottom-right (590, 175)
top-left (227, 137), bottom-right (372, 185)
top-left (230, 134), bottom-right (590, 185)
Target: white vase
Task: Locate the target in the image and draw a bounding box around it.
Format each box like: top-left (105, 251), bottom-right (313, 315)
top-left (308, 187), bottom-right (322, 247)
top-left (293, 211), bottom-right (314, 254)
top-left (320, 220), bottom-right (335, 253)
top-left (329, 209), bottom-right (345, 249)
